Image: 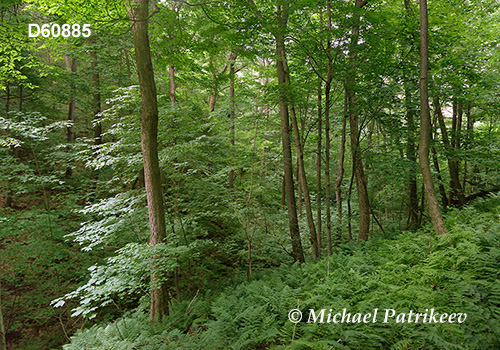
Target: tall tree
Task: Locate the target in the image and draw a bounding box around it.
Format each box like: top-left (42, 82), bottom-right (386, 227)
top-left (228, 53), bottom-right (236, 188)
top-left (316, 76), bottom-right (322, 253)
top-left (275, 3), bottom-right (305, 263)
top-left (434, 96), bottom-right (466, 206)
top-left (346, 0), bottom-right (370, 240)
top-left (405, 87), bottom-right (419, 229)
top-left (90, 44), bottom-right (102, 145)
top-left (128, 0), bottom-right (169, 322)
top-left (64, 56), bottom-right (77, 178)
top-left (324, 0), bottom-right (334, 254)
top-left (403, 0), bottom-right (419, 230)
top-left (335, 95), bottom-right (347, 242)
top-left (417, 0), bottom-right (447, 235)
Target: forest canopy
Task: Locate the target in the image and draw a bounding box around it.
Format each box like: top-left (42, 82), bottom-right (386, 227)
top-left (1, 0), bottom-right (499, 349)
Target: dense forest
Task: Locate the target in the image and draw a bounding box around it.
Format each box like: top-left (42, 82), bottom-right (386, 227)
top-left (1, 0), bottom-right (500, 348)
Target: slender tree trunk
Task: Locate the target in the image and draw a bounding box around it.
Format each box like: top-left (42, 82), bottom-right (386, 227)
top-left (296, 163), bottom-right (302, 218)
top-left (275, 4), bottom-right (304, 263)
top-left (169, 65), bottom-right (175, 108)
top-left (228, 55), bottom-right (236, 188)
top-left (431, 124), bottom-right (448, 208)
top-left (316, 77), bottom-right (322, 254)
top-left (347, 163), bottom-right (355, 241)
top-left (346, 0), bottom-right (370, 240)
top-left (4, 84), bottom-right (9, 117)
top-left (434, 96), bottom-right (466, 206)
top-left (405, 87), bottom-right (419, 229)
top-left (335, 94), bottom-right (347, 241)
top-left (129, 0), bottom-right (169, 322)
top-left (289, 100), bottom-right (319, 260)
top-left (455, 100), bottom-right (462, 149)
top-left (18, 84), bottom-right (23, 115)
top-left (4, 84), bottom-right (12, 208)
top-left (324, 0), bottom-right (334, 255)
top-left (463, 103), bottom-right (472, 193)
top-left (403, 1), bottom-right (419, 228)
top-left (90, 47), bottom-right (102, 145)
top-left (281, 176), bottom-right (286, 209)
top-left (64, 56), bottom-right (77, 178)
top-left (418, 0), bottom-right (447, 235)
top-left (282, 36), bottom-right (318, 259)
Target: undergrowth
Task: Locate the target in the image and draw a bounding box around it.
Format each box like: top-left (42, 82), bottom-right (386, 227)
top-left (63, 193), bottom-right (500, 349)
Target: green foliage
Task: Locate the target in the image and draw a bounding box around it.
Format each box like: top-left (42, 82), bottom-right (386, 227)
top-left (3, 0), bottom-right (500, 348)
top-left (0, 203), bottom-right (95, 349)
top-left (63, 194), bottom-right (500, 349)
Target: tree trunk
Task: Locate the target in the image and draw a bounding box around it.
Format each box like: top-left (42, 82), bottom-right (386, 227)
top-left (296, 159), bottom-right (302, 218)
top-left (316, 77), bottom-right (322, 254)
top-left (169, 65), bottom-right (175, 108)
top-left (228, 55), bottom-right (236, 188)
top-left (129, 0), bottom-right (169, 322)
top-left (289, 100), bottom-right (319, 260)
top-left (417, 0), bottom-right (447, 235)
top-left (335, 94), bottom-right (347, 241)
top-left (434, 96), bottom-right (466, 206)
top-left (4, 84), bottom-right (9, 117)
top-left (64, 56), bottom-right (77, 178)
top-left (280, 28), bottom-right (318, 259)
top-left (405, 87), bottom-right (419, 229)
top-left (90, 47), bottom-right (102, 145)
top-left (18, 84), bottom-right (23, 115)
top-left (463, 103), bottom-right (472, 192)
top-left (324, 0), bottom-right (334, 255)
top-left (431, 122), bottom-right (448, 208)
top-left (275, 4), bottom-right (305, 263)
top-left (4, 84), bottom-right (12, 208)
top-left (346, 0), bottom-right (370, 240)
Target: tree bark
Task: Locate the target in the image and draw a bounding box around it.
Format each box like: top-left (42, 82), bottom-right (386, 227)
top-left (4, 84), bottom-right (9, 117)
top-left (90, 46), bottom-right (102, 145)
top-left (463, 103), bottom-right (472, 192)
top-left (275, 4), bottom-right (305, 263)
top-left (64, 56), bottom-right (77, 178)
top-left (434, 96), bottom-right (466, 206)
top-left (405, 87), bottom-right (419, 229)
top-left (209, 56), bottom-right (218, 112)
top-left (324, 0), bottom-right (334, 254)
top-left (169, 65), bottom-right (175, 108)
top-left (18, 84), bottom-right (23, 115)
top-left (229, 54), bottom-right (236, 188)
top-left (129, 0), bottom-right (169, 322)
top-left (431, 120), bottom-right (448, 208)
top-left (335, 94), bottom-right (347, 241)
top-left (316, 77), bottom-right (322, 255)
top-left (280, 23), bottom-right (318, 260)
top-left (418, 0), bottom-right (447, 235)
top-left (4, 84), bottom-right (12, 208)
top-left (346, 0), bottom-right (370, 240)
top-left (289, 97), bottom-right (319, 260)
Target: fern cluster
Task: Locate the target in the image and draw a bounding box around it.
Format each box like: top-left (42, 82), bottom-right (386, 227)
top-left (64, 194), bottom-right (500, 349)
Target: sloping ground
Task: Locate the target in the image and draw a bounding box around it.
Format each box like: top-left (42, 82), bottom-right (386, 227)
top-left (0, 202), bottom-right (96, 350)
top-left (63, 193), bottom-right (500, 349)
